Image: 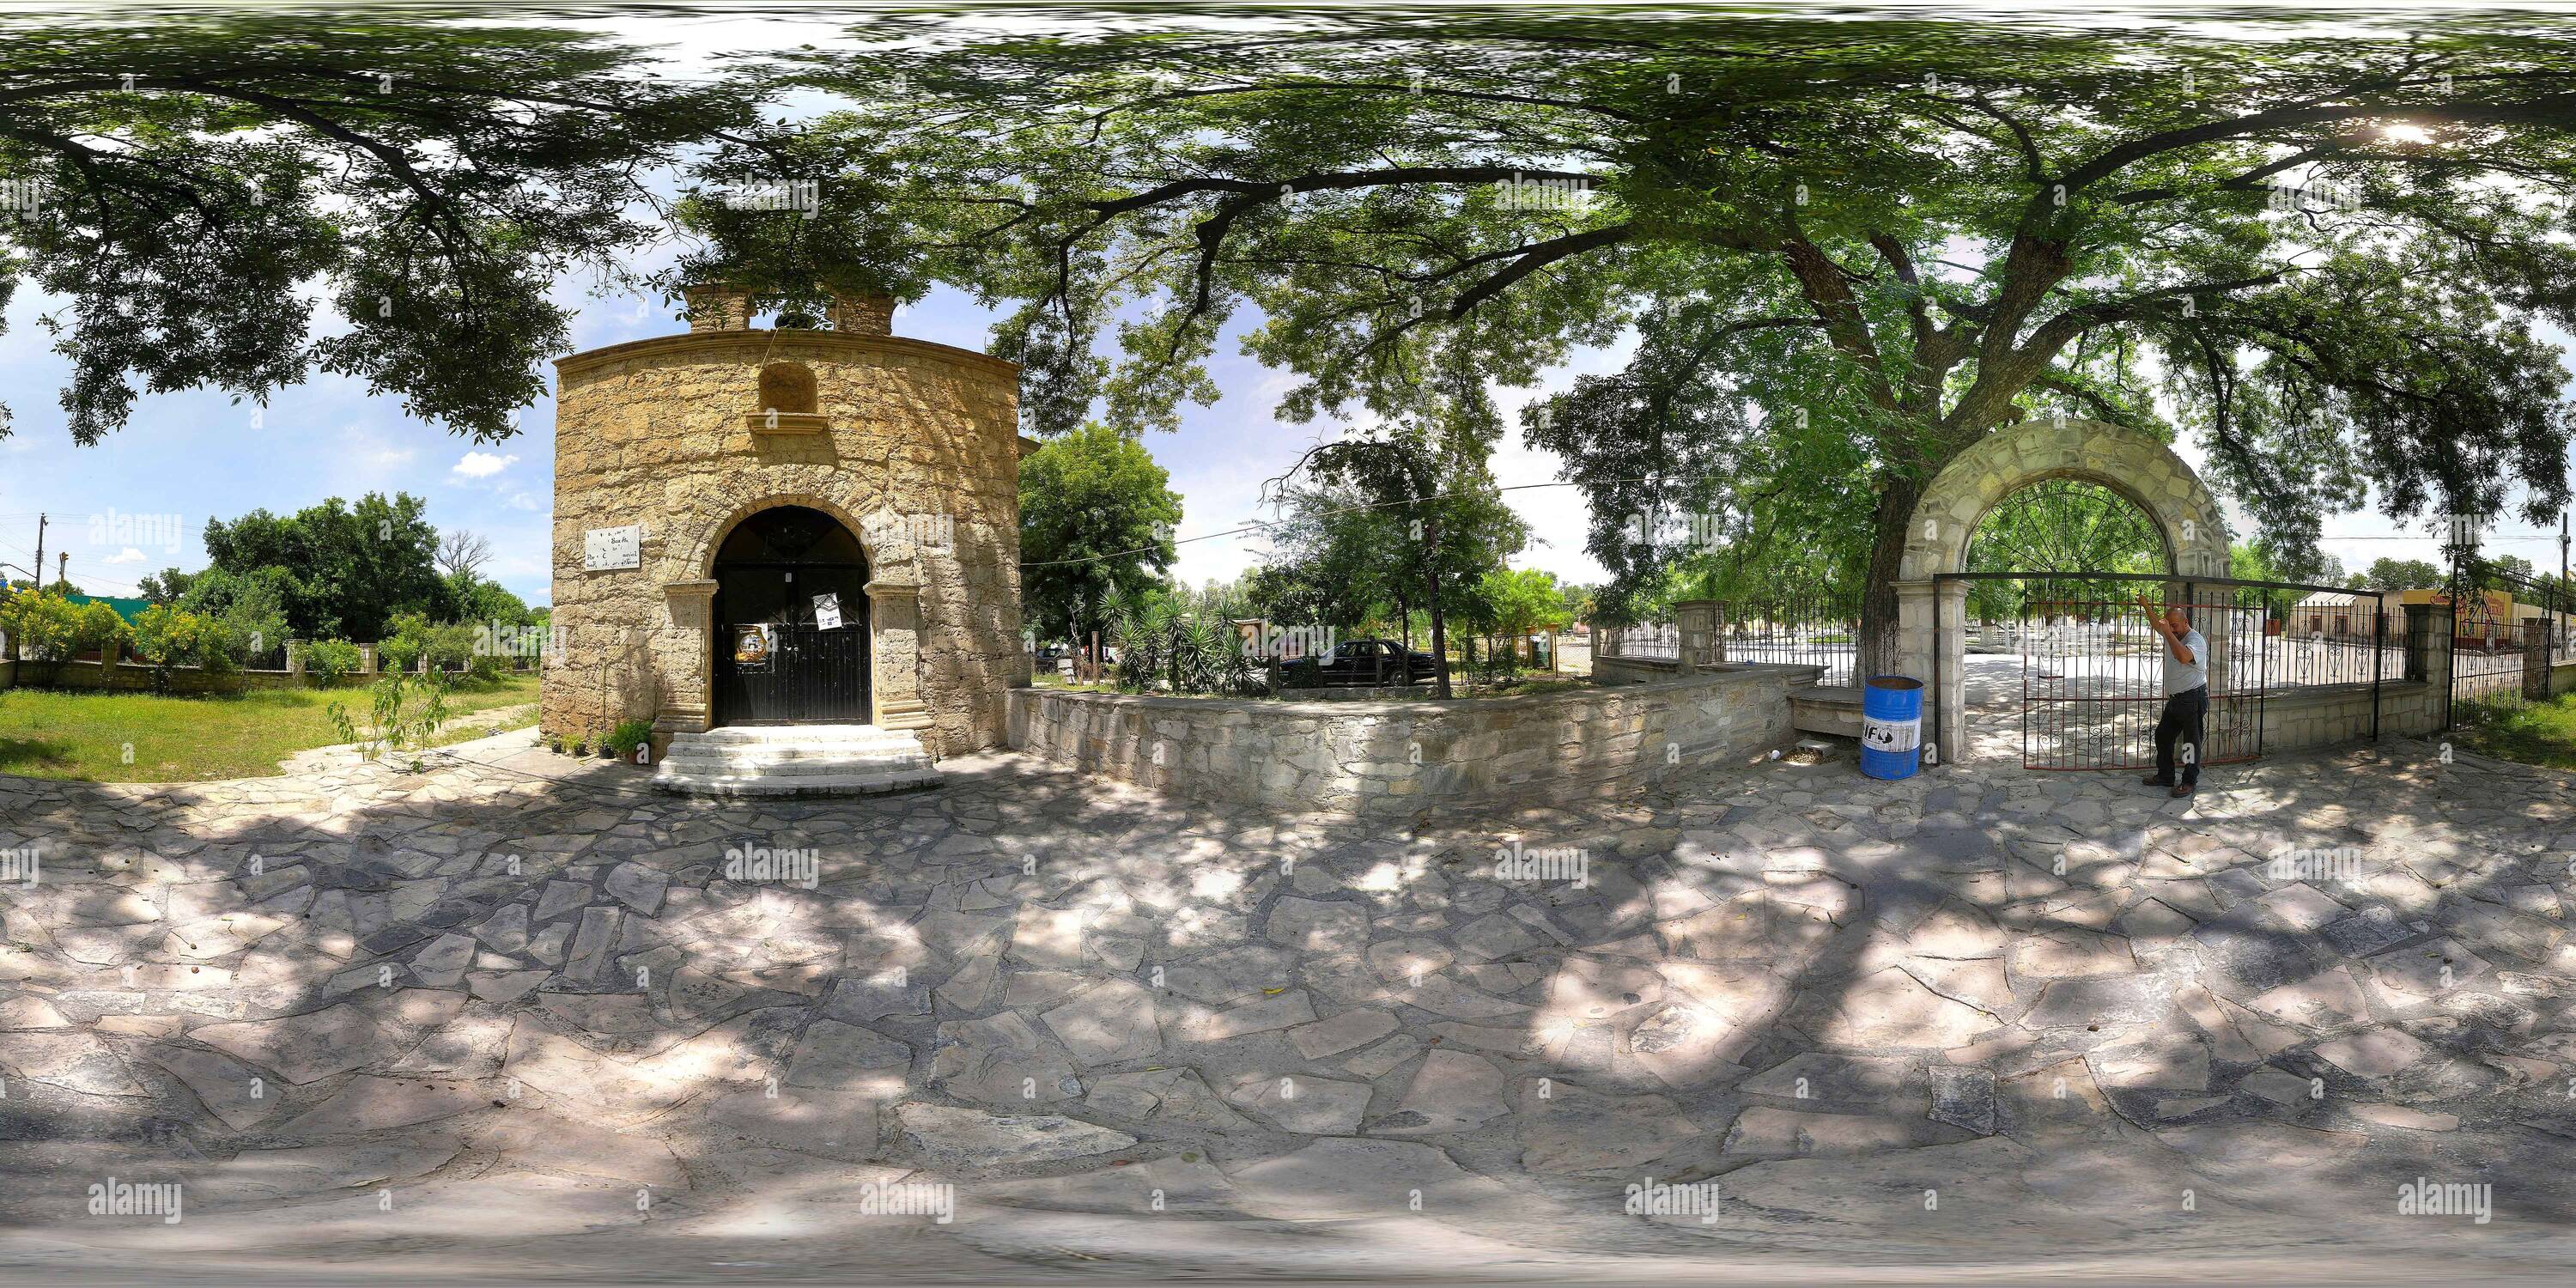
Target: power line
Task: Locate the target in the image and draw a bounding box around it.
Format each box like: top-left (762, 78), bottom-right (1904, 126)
top-left (1019, 475), bottom-right (1662, 569)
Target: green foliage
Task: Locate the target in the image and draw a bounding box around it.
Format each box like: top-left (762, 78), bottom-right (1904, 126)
top-left (128, 605), bottom-right (238, 681)
top-left (605, 719), bottom-right (654, 756)
top-left (826, 19), bottom-right (2576, 668)
top-left (327, 671), bottom-right (450, 764)
top-left (0, 590), bottom-right (131, 662)
top-left (2356, 557), bottom-right (2446, 591)
top-left (201, 492), bottom-right (451, 641)
top-left (297, 638), bottom-right (363, 686)
top-left (1962, 480), bottom-right (2165, 620)
top-left (1477, 568), bottom-right (1575, 643)
top-left (1102, 585), bottom-right (1263, 696)
top-left (180, 566), bottom-right (293, 663)
top-left (1018, 422), bottom-right (1184, 644)
top-left (0, 16), bottom-right (766, 445)
top-left (137, 568), bottom-right (196, 607)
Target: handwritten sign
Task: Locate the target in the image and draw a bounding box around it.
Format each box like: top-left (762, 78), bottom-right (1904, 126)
top-left (583, 525), bottom-right (641, 572)
top-left (812, 592), bottom-right (844, 631)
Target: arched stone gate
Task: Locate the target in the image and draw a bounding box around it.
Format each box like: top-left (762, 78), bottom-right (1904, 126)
top-left (1886, 416), bottom-right (2233, 765)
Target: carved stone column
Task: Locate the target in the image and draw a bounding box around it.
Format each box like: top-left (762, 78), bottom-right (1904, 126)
top-left (660, 580), bottom-right (719, 734)
top-left (866, 575), bottom-right (933, 733)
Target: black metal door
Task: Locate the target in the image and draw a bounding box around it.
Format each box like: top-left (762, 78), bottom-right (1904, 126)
top-left (710, 507), bottom-right (872, 725)
top-left (718, 615), bottom-right (870, 724)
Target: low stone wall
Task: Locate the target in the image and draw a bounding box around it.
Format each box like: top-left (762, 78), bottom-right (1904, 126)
top-left (32, 660), bottom-right (332, 694)
top-left (1591, 655), bottom-right (1682, 687)
top-left (1005, 664), bottom-right (1820, 817)
top-left (2259, 680), bottom-right (2440, 752)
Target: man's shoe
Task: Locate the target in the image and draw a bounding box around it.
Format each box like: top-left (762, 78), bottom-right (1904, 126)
top-left (2170, 783), bottom-right (2196, 799)
top-left (2142, 775), bottom-right (2175, 787)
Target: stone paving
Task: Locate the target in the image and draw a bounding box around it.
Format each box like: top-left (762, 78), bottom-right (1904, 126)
top-left (3, 726), bottom-right (2574, 1282)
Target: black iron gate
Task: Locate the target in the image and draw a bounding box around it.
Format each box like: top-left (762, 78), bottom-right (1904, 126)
top-left (710, 506), bottom-right (872, 726)
top-left (2013, 580), bottom-right (2266, 770)
top-left (717, 619), bottom-right (871, 723)
top-left (1939, 571), bottom-right (2395, 770)
top-left (2446, 553), bottom-right (2568, 724)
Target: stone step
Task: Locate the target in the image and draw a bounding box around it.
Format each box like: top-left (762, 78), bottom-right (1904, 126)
top-left (659, 739), bottom-right (933, 763)
top-left (678, 723), bottom-right (920, 747)
top-left (659, 751), bottom-right (933, 776)
top-left (649, 766), bottom-right (945, 798)
top-left (653, 724), bottom-right (941, 798)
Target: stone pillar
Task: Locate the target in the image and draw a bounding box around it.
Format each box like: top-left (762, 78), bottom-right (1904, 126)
top-left (866, 576), bottom-right (933, 735)
top-left (286, 640), bottom-right (305, 677)
top-left (1895, 578), bottom-right (1969, 767)
top-left (829, 290), bottom-right (896, 337)
top-left (659, 580), bottom-right (718, 734)
top-left (683, 284), bottom-right (752, 332)
top-left (358, 643), bottom-right (378, 676)
top-left (2402, 602), bottom-right (2444, 683)
top-left (1674, 600), bottom-right (1719, 673)
top-left (2525, 619), bottom-right (2551, 699)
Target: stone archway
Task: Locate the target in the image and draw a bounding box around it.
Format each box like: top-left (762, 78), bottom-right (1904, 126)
top-left (1886, 416), bottom-right (2233, 766)
top-left (650, 477), bottom-right (932, 740)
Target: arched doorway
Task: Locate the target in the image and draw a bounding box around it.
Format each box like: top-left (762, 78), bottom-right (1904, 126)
top-left (712, 506), bottom-right (872, 724)
top-left (1886, 416), bottom-right (2234, 767)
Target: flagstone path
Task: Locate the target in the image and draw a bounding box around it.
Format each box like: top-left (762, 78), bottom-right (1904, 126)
top-left (2, 726), bottom-right (2573, 1283)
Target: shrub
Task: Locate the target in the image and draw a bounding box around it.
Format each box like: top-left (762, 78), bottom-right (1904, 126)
top-left (299, 638), bottom-right (363, 686)
top-left (378, 611), bottom-right (434, 674)
top-left (0, 591), bottom-right (131, 666)
top-left (327, 671), bottom-right (451, 763)
top-left (605, 719), bottom-right (654, 757)
top-left (130, 605), bottom-right (238, 684)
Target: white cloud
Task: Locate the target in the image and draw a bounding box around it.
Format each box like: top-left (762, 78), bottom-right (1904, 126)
top-left (503, 490), bottom-right (544, 512)
top-left (369, 446), bottom-right (416, 466)
top-left (104, 547), bottom-right (145, 565)
top-left (453, 451), bottom-right (519, 479)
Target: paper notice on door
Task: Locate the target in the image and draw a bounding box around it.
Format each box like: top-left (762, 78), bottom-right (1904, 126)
top-left (812, 592), bottom-right (843, 631)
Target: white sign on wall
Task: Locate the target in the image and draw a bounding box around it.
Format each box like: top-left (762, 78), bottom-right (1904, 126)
top-left (812, 592), bottom-right (844, 631)
top-left (583, 525), bottom-right (641, 572)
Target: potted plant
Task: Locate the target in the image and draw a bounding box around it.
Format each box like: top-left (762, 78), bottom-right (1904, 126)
top-left (606, 719), bottom-right (654, 765)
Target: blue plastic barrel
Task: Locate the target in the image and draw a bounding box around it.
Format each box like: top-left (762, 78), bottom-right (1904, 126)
top-left (1860, 675), bottom-right (1924, 780)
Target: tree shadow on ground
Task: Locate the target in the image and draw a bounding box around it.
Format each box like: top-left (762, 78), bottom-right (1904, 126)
top-left (0, 726), bottom-right (2569, 1279)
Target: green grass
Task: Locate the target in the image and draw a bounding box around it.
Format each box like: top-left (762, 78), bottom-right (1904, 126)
top-left (0, 672), bottom-right (540, 783)
top-left (2453, 691), bottom-right (2576, 771)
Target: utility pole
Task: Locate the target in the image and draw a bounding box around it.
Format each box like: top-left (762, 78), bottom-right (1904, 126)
top-left (29, 513), bottom-right (44, 593)
top-left (56, 551), bottom-right (68, 590)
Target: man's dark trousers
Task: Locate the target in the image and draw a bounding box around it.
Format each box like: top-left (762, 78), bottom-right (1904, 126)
top-left (2154, 685), bottom-right (2208, 787)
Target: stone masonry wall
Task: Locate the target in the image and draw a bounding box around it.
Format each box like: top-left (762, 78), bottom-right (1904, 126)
top-left (1005, 665), bottom-right (1819, 818)
top-left (544, 330), bottom-right (1024, 757)
top-left (2258, 681), bottom-right (2440, 753)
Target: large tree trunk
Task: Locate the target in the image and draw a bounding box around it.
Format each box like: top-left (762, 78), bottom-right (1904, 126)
top-left (1422, 511), bottom-right (1454, 700)
top-left (1858, 474), bottom-right (1927, 684)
